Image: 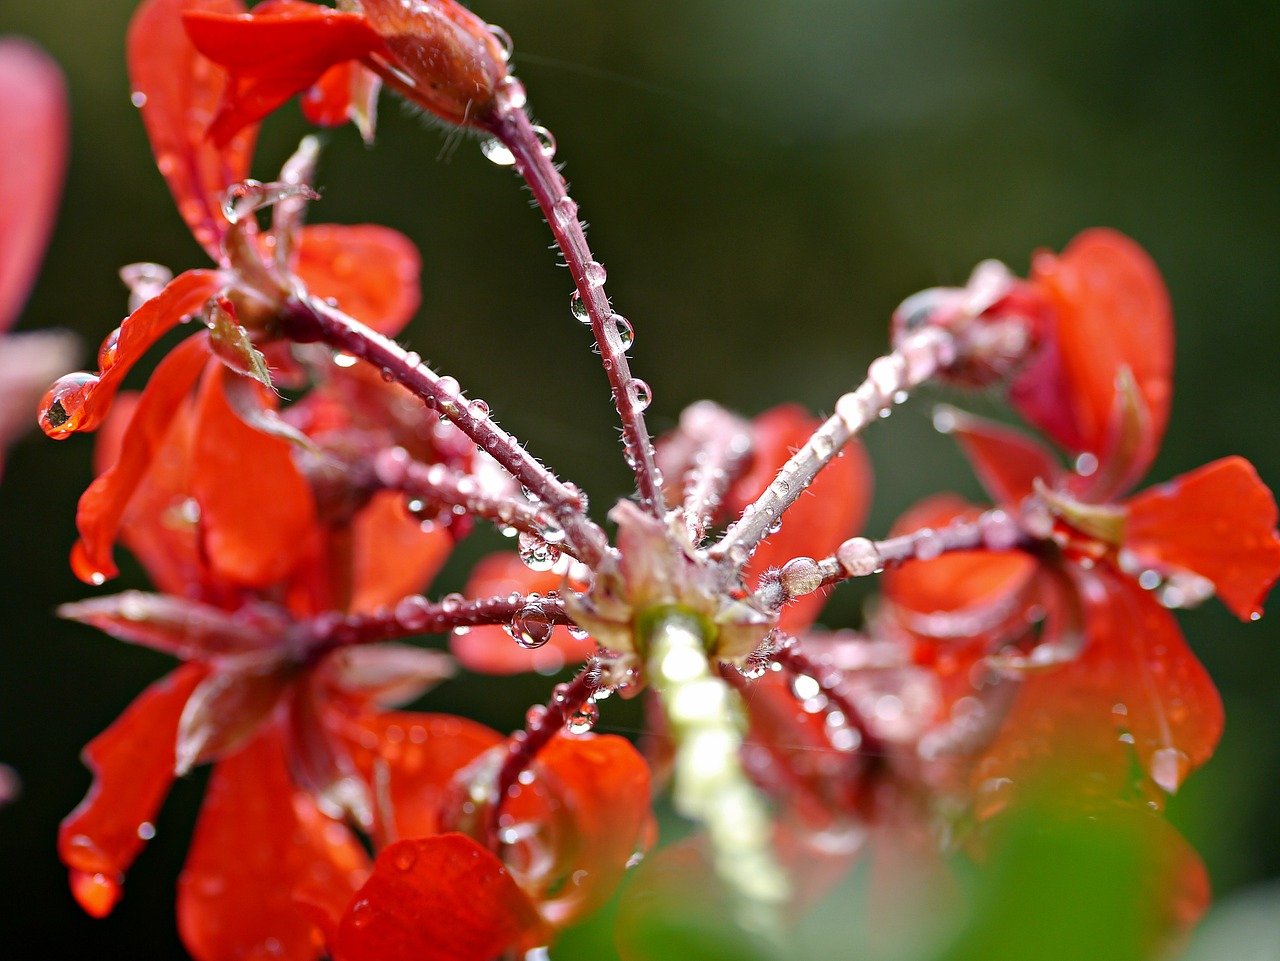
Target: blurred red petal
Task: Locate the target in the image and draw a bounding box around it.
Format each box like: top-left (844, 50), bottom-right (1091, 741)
top-left (942, 408), bottom-right (1060, 507)
top-left (350, 491), bottom-right (452, 614)
top-left (1126, 456), bottom-right (1280, 621)
top-left (333, 834), bottom-right (542, 961)
top-left (294, 224), bottom-right (421, 336)
top-left (0, 39), bottom-right (67, 331)
top-left (452, 553), bottom-right (596, 675)
top-left (191, 364), bottom-right (318, 587)
top-left (299, 61), bottom-right (380, 140)
top-left (503, 733), bottom-right (651, 926)
top-left (346, 712), bottom-right (503, 844)
top-left (72, 336), bottom-right (211, 584)
top-left (882, 495), bottom-right (1038, 643)
top-left (1021, 229), bottom-right (1172, 467)
top-left (59, 664), bottom-right (205, 912)
top-left (725, 404), bottom-right (872, 633)
top-left (178, 732), bottom-right (370, 961)
top-left (183, 3), bottom-right (383, 146)
top-left (129, 0), bottom-right (256, 259)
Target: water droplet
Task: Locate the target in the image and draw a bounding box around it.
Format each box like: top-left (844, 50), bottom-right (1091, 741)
top-left (570, 291), bottom-right (590, 324)
top-left (1149, 747), bottom-right (1189, 794)
top-left (70, 870), bottom-right (122, 919)
top-left (467, 398), bottom-right (490, 419)
top-left (487, 23), bottom-right (514, 61)
top-left (39, 372), bottom-right (100, 438)
top-left (1074, 452), bottom-right (1099, 477)
top-left (611, 314), bottom-right (634, 350)
top-left (531, 125), bottom-right (557, 158)
top-left (394, 594), bottom-right (432, 631)
top-left (518, 531), bottom-right (560, 572)
top-left (510, 603), bottom-right (554, 649)
top-left (333, 352), bottom-right (358, 368)
top-left (837, 537), bottom-right (882, 577)
top-left (97, 328), bottom-right (122, 369)
top-left (525, 704), bottom-right (549, 728)
top-left (583, 261), bottom-right (607, 288)
top-left (567, 624), bottom-right (590, 640)
top-left (913, 529), bottom-right (944, 561)
top-left (780, 557), bottom-right (822, 598)
top-left (440, 592), bottom-right (466, 613)
top-left (481, 138), bottom-right (516, 166)
top-left (136, 821), bottom-right (156, 840)
top-left (1250, 610), bottom-right (1262, 622)
top-left (567, 698), bottom-right (599, 734)
top-left (392, 845), bottom-right (418, 871)
top-left (552, 197), bottom-right (578, 229)
top-left (130, 90), bottom-right (147, 108)
top-left (626, 378), bottom-right (651, 411)
top-left (380, 367), bottom-right (395, 382)
top-left (790, 674), bottom-right (821, 701)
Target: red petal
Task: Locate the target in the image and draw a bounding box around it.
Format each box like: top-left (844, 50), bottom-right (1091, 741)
top-left (1126, 457), bottom-right (1280, 621)
top-left (942, 407), bottom-right (1061, 506)
top-left (293, 224), bottom-right (422, 336)
top-left (191, 363), bottom-right (318, 587)
top-left (72, 336), bottom-right (211, 584)
top-left (178, 732), bottom-right (370, 961)
top-left (502, 733), bottom-right (652, 926)
top-left (183, 4), bottom-right (383, 146)
top-left (59, 665), bottom-right (206, 913)
top-left (0, 39), bottom-right (67, 332)
top-left (881, 495), bottom-right (1038, 644)
top-left (129, 0), bottom-right (256, 259)
top-left (451, 553), bottom-right (597, 675)
top-left (333, 834), bottom-right (543, 961)
top-left (350, 491), bottom-right (452, 615)
top-left (299, 61), bottom-right (380, 140)
top-left (725, 404), bottom-right (873, 634)
top-left (1021, 229), bottom-right (1172, 467)
top-left (39, 270), bottom-right (220, 440)
top-left (346, 712), bottom-right (503, 844)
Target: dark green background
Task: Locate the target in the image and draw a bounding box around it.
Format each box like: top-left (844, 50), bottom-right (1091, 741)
top-left (2, 1), bottom-right (1277, 957)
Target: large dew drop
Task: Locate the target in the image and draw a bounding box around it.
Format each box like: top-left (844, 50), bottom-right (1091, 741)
top-left (481, 138), bottom-right (517, 166)
top-left (510, 603), bottom-right (555, 649)
top-left (38, 371), bottom-right (101, 439)
top-left (566, 697), bottom-right (599, 734)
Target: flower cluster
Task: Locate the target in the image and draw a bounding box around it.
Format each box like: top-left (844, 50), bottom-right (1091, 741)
top-left (28, 1), bottom-right (1280, 959)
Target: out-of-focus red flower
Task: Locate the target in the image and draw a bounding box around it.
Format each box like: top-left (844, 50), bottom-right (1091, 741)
top-left (884, 229), bottom-right (1280, 801)
top-left (182, 0), bottom-right (511, 145)
top-left (0, 38), bottom-right (77, 479)
top-left (37, 0), bottom-right (420, 587)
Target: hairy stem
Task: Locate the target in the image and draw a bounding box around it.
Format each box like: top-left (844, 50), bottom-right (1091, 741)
top-left (484, 104), bottom-right (667, 516)
top-left (711, 327), bottom-right (957, 572)
top-left (278, 292), bottom-right (613, 568)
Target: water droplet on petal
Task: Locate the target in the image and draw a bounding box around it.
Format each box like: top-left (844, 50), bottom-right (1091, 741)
top-left (130, 90), bottom-right (147, 108)
top-left (70, 870), bottom-right (122, 919)
top-left (626, 378), bottom-right (651, 411)
top-left (96, 328), bottom-right (122, 369)
top-left (39, 372), bottom-right (100, 438)
top-left (567, 698), bottom-right (599, 734)
top-left (1149, 747), bottom-right (1190, 794)
top-left (481, 138), bottom-right (516, 166)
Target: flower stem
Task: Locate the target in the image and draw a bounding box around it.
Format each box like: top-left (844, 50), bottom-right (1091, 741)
top-left (278, 292), bottom-right (613, 568)
top-left (711, 327), bottom-right (957, 573)
top-left (484, 105), bottom-right (666, 516)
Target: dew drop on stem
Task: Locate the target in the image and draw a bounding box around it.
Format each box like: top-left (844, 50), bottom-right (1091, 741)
top-left (584, 261), bottom-right (607, 288)
top-left (611, 314), bottom-right (634, 350)
top-left (510, 604), bottom-right (555, 649)
top-left (481, 138), bottom-right (517, 166)
top-left (626, 378), bottom-right (652, 412)
top-left (570, 291), bottom-right (590, 324)
top-left (567, 697), bottom-right (599, 734)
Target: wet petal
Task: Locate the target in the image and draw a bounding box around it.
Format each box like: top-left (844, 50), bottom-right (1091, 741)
top-left (1018, 229), bottom-right (1172, 469)
top-left (327, 645), bottom-right (455, 708)
top-left (183, 2), bottom-right (384, 146)
top-left (129, 0), bottom-right (256, 259)
top-left (0, 38), bottom-right (67, 332)
top-left (191, 363), bottom-right (318, 587)
top-left (59, 665), bottom-right (205, 914)
top-left (39, 270), bottom-right (219, 439)
top-left (178, 732), bottom-right (370, 961)
top-left (71, 336), bottom-right (211, 584)
top-left (175, 657), bottom-right (292, 774)
top-left (332, 834), bottom-right (543, 961)
top-left (345, 712), bottom-right (503, 845)
top-left (502, 733), bottom-right (652, 926)
top-left (1126, 456), bottom-right (1280, 621)
top-left (350, 490), bottom-right (452, 614)
top-left (451, 552), bottom-right (596, 675)
top-left (293, 224), bottom-right (422, 336)
top-left (939, 406), bottom-right (1061, 507)
top-left (725, 404), bottom-right (873, 634)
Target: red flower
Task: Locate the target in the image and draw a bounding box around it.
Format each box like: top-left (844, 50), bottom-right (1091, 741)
top-left (181, 0), bottom-right (511, 145)
top-left (885, 229), bottom-right (1280, 799)
top-left (37, 0), bottom-right (421, 587)
top-left (0, 38), bottom-right (77, 479)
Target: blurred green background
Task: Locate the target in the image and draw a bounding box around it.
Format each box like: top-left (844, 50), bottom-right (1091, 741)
top-left (2, 0), bottom-right (1278, 957)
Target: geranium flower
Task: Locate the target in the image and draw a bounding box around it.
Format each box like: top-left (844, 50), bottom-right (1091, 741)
top-left (0, 37), bottom-right (77, 481)
top-left (179, 0), bottom-right (511, 145)
top-left (37, 0), bottom-right (420, 588)
top-left (882, 229), bottom-right (1280, 800)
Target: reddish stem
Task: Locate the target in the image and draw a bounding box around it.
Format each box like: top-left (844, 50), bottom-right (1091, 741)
top-left (483, 106), bottom-right (667, 516)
